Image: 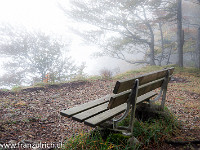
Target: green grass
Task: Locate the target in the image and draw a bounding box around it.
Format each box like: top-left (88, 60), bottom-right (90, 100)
top-left (62, 130), bottom-right (134, 150)
top-left (133, 112), bottom-right (179, 146)
top-left (119, 106), bottom-right (180, 147)
top-left (7, 64), bottom-right (199, 93)
top-left (0, 88), bottom-right (10, 92)
top-left (63, 107), bottom-right (179, 150)
top-left (173, 66), bottom-right (200, 77)
top-left (11, 86), bottom-right (25, 92)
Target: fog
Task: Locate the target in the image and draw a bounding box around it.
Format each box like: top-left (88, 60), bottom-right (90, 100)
top-left (0, 1), bottom-right (138, 90)
top-left (0, 0), bottom-right (199, 88)
top-left (69, 43), bottom-right (144, 76)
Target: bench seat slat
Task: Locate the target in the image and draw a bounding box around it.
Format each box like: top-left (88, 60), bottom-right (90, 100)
top-left (85, 91), bottom-right (157, 127)
top-left (84, 103), bottom-right (126, 127)
top-left (60, 95), bottom-right (111, 117)
top-left (72, 102), bottom-right (109, 122)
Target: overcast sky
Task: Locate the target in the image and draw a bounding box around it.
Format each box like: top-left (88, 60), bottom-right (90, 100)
top-left (0, 0), bottom-right (70, 33)
top-left (0, 0), bottom-right (102, 75)
top-left (0, 0), bottom-right (144, 78)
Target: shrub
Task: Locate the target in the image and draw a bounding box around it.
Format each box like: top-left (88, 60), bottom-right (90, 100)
top-left (99, 68), bottom-right (113, 79)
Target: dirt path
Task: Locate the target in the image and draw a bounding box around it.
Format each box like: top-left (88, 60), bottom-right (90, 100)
top-left (0, 75), bottom-right (199, 149)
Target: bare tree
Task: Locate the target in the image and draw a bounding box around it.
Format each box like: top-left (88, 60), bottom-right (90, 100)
top-left (158, 22), bottom-right (165, 66)
top-left (0, 24), bottom-right (81, 86)
top-left (177, 0), bottom-right (184, 67)
top-left (59, 0), bottom-right (176, 66)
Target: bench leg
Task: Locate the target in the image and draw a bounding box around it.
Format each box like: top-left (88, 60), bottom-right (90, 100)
top-left (127, 79), bottom-right (139, 136)
top-left (129, 101), bottom-right (137, 135)
top-left (160, 70), bottom-right (170, 111)
top-left (160, 86), bottom-right (167, 110)
top-left (148, 70), bottom-right (170, 111)
top-left (112, 79), bottom-right (139, 136)
top-left (149, 88), bottom-right (163, 106)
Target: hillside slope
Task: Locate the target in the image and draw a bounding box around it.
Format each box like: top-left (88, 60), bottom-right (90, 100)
top-left (0, 66), bottom-right (199, 149)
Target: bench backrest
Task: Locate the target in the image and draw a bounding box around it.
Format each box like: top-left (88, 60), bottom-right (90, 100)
top-left (108, 67), bottom-right (174, 109)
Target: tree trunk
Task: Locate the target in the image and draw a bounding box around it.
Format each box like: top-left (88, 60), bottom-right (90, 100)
top-left (196, 27), bottom-right (200, 69)
top-left (166, 45), bottom-right (172, 65)
top-left (147, 24), bottom-right (156, 66)
top-left (177, 0), bottom-right (184, 67)
top-left (149, 36), bottom-right (156, 65)
top-left (158, 22), bottom-right (164, 66)
top-left (142, 7), bottom-right (156, 66)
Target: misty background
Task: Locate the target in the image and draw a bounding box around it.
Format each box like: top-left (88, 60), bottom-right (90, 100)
top-left (0, 0), bottom-right (199, 89)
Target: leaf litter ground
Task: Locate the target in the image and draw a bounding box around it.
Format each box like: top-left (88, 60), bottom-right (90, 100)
top-left (0, 73), bottom-right (199, 149)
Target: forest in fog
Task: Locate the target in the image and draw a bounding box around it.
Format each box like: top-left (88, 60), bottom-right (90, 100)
top-left (0, 0), bottom-right (200, 88)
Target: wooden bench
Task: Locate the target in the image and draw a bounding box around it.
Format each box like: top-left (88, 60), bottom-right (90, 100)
top-left (60, 67), bottom-right (174, 135)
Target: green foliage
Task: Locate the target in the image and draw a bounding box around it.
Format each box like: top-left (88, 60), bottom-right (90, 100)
top-left (135, 116), bottom-right (178, 145)
top-left (33, 82), bottom-right (50, 87)
top-left (87, 75), bottom-right (102, 81)
top-left (118, 107), bottom-right (180, 147)
top-left (11, 86), bottom-right (24, 92)
top-left (108, 133), bottom-right (130, 147)
top-left (63, 130), bottom-right (132, 150)
top-left (0, 88), bottom-right (9, 92)
top-left (33, 81), bottom-right (65, 87)
top-left (70, 75), bottom-right (88, 82)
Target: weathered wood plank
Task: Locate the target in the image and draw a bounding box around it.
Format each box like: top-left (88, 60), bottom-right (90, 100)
top-left (85, 91), bottom-right (157, 127)
top-left (113, 67), bottom-right (174, 94)
top-left (137, 77), bottom-right (164, 97)
top-left (72, 102), bottom-right (109, 122)
top-left (108, 91), bottom-right (157, 109)
top-left (60, 95), bottom-right (111, 117)
top-left (135, 91), bottom-right (157, 104)
top-left (108, 90), bottom-right (131, 109)
top-left (84, 103), bottom-right (127, 127)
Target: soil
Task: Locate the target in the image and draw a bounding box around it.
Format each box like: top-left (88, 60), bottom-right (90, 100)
top-left (0, 76), bottom-right (199, 149)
